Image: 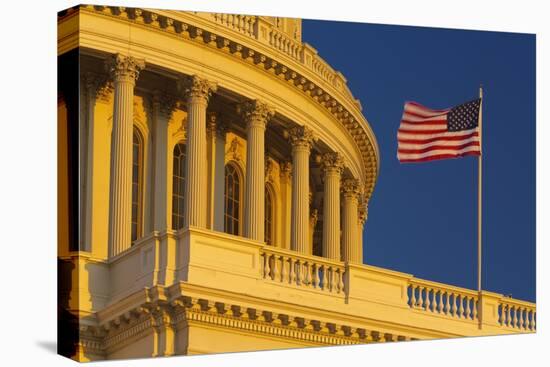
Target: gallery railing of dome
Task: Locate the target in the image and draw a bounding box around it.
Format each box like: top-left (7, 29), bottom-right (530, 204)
top-left (204, 12), bottom-right (339, 87)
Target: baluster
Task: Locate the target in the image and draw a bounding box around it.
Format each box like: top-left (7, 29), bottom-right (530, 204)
top-left (512, 306), bottom-right (518, 328)
top-left (472, 298), bottom-right (478, 320)
top-left (458, 295), bottom-right (464, 319)
top-left (531, 310), bottom-right (536, 331)
top-left (338, 268), bottom-right (345, 293)
top-left (451, 293), bottom-right (458, 317)
top-left (499, 304), bottom-right (505, 325)
top-left (312, 264), bottom-right (319, 289)
top-left (520, 308), bottom-right (526, 330)
top-left (506, 304), bottom-right (511, 327)
top-left (332, 267), bottom-right (338, 292)
top-left (263, 253), bottom-right (271, 279)
top-left (303, 261), bottom-right (310, 286)
top-left (425, 288), bottom-right (431, 311)
top-left (272, 254), bottom-right (280, 281)
top-left (294, 259), bottom-right (301, 285)
top-left (415, 286), bottom-right (422, 307)
top-left (437, 290), bottom-right (443, 313)
top-left (410, 285), bottom-right (416, 307)
top-left (280, 256), bottom-right (288, 283)
top-left (532, 311), bottom-right (536, 330)
top-left (289, 257), bottom-right (296, 285)
top-left (444, 292), bottom-right (450, 315)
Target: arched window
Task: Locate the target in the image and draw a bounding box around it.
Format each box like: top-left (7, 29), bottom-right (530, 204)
top-left (131, 128), bottom-right (144, 242)
top-left (224, 163), bottom-right (241, 235)
top-left (265, 185), bottom-right (275, 245)
top-left (172, 143), bottom-right (186, 230)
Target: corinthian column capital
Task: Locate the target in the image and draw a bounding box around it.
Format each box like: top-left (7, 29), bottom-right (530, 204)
top-left (320, 152), bottom-right (345, 176)
top-left (237, 99), bottom-right (275, 129)
top-left (358, 205), bottom-right (368, 225)
top-left (341, 178), bottom-right (361, 199)
top-left (286, 126), bottom-right (316, 151)
top-left (152, 90), bottom-right (177, 120)
top-left (105, 53), bottom-right (145, 84)
top-left (178, 75), bottom-right (217, 104)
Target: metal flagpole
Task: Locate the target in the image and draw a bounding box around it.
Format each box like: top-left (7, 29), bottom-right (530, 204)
top-left (477, 85), bottom-right (483, 293)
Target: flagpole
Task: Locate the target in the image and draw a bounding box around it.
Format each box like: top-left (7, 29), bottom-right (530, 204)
top-left (477, 85), bottom-right (483, 294)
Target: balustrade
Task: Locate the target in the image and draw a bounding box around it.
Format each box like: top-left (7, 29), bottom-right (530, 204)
top-left (261, 247), bottom-right (346, 294)
top-left (498, 299), bottom-right (536, 331)
top-left (407, 280), bottom-right (479, 321)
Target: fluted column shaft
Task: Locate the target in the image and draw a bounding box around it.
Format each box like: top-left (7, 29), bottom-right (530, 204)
top-left (357, 206), bottom-right (367, 263)
top-left (107, 54), bottom-right (144, 257)
top-left (287, 126), bottom-right (315, 253)
top-left (240, 100), bottom-right (274, 241)
top-left (321, 152), bottom-right (344, 260)
top-left (342, 179), bottom-right (361, 263)
top-left (280, 162), bottom-right (292, 250)
top-left (152, 91), bottom-right (176, 231)
top-left (180, 76), bottom-right (217, 229)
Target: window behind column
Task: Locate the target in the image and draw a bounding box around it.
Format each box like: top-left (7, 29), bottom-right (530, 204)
top-left (131, 128), bottom-right (144, 243)
top-left (224, 163), bottom-right (241, 235)
top-left (172, 142), bottom-right (186, 230)
top-left (265, 184), bottom-right (275, 245)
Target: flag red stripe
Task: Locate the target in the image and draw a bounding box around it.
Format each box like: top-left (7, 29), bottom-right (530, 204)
top-left (398, 141), bottom-right (480, 154)
top-left (397, 128), bottom-right (448, 135)
top-left (398, 131), bottom-right (479, 145)
top-left (405, 101), bottom-right (450, 113)
top-left (402, 109), bottom-right (448, 119)
top-left (398, 151), bottom-right (480, 163)
top-left (400, 119), bottom-right (447, 126)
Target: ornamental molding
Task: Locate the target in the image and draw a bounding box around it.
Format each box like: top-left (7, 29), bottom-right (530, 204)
top-left (178, 74), bottom-right (218, 103)
top-left (341, 178), bottom-right (361, 198)
top-left (80, 293), bottom-right (415, 353)
top-left (237, 99), bottom-right (275, 129)
top-left (105, 53), bottom-right (145, 84)
top-left (226, 137), bottom-right (243, 162)
top-left (75, 5), bottom-right (379, 202)
top-left (152, 89), bottom-right (178, 120)
top-left (286, 125), bottom-right (316, 150)
top-left (319, 152), bottom-right (345, 176)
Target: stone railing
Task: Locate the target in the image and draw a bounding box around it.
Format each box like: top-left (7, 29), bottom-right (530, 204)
top-left (498, 297), bottom-right (536, 331)
top-left (209, 13), bottom-right (256, 37)
top-left (268, 27), bottom-right (303, 61)
top-left (407, 278), bottom-right (480, 322)
top-left (260, 246), bottom-right (346, 294)
top-left (201, 12), bottom-right (345, 92)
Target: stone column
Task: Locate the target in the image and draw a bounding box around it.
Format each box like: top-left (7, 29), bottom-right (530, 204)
top-left (213, 121), bottom-right (227, 232)
top-left (239, 100), bottom-right (275, 242)
top-left (342, 178), bottom-right (361, 263)
top-left (320, 152), bottom-right (344, 261)
top-left (152, 91), bottom-right (176, 232)
top-left (287, 126), bottom-right (315, 253)
top-left (106, 54), bottom-right (145, 257)
top-left (279, 161), bottom-right (292, 249)
top-left (178, 75), bottom-right (217, 229)
top-left (357, 204), bottom-right (368, 264)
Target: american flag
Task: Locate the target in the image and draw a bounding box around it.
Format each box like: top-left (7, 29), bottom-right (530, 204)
top-left (397, 99), bottom-right (482, 163)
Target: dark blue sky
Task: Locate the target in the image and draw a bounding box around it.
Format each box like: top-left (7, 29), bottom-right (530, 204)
top-left (303, 21), bottom-right (536, 302)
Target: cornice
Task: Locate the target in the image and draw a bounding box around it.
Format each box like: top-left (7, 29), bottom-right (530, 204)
top-left (74, 5), bottom-right (379, 202)
top-left (81, 292), bottom-right (420, 353)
